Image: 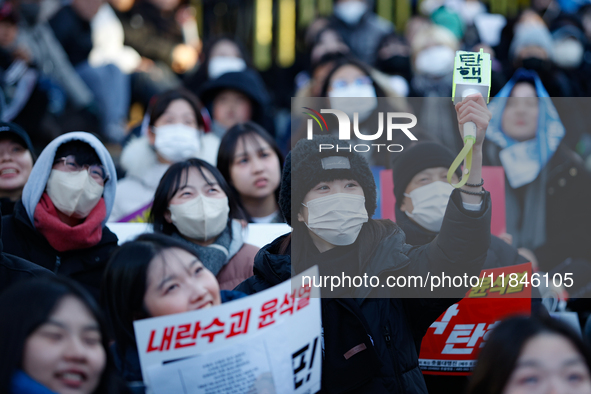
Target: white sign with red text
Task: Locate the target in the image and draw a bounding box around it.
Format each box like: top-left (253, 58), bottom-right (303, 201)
top-left (133, 266), bottom-right (321, 394)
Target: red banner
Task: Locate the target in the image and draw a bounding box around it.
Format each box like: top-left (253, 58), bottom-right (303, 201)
top-left (419, 263), bottom-right (532, 376)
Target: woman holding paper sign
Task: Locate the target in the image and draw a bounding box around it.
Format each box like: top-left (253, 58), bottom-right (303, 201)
top-left (236, 94), bottom-right (492, 393)
top-left (482, 69), bottom-right (591, 272)
top-left (102, 233), bottom-right (245, 392)
top-left (0, 276), bottom-right (127, 394)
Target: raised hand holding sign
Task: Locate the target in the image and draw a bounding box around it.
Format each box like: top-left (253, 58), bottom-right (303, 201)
top-left (449, 48), bottom-right (492, 188)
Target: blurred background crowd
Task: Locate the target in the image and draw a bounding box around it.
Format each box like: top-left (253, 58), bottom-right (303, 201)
top-left (2, 0), bottom-right (591, 153)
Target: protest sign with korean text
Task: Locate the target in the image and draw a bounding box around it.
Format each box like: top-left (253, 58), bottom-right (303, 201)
top-left (133, 266), bottom-right (322, 394)
top-left (419, 263), bottom-right (533, 375)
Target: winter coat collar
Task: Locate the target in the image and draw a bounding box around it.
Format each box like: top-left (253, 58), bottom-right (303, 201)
top-left (251, 233), bottom-right (292, 287)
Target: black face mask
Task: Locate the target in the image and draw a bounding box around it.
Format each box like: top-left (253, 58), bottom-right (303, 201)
top-left (520, 57), bottom-right (552, 73)
top-left (376, 55), bottom-right (412, 80)
top-left (19, 3), bottom-right (40, 26)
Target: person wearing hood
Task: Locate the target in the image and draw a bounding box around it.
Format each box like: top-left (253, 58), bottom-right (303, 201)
top-left (110, 89), bottom-right (219, 223)
top-left (236, 91), bottom-right (493, 392)
top-left (149, 158), bottom-right (258, 291)
top-left (482, 69), bottom-right (591, 272)
top-left (197, 68), bottom-right (275, 138)
top-left (1, 132), bottom-right (118, 301)
top-left (327, 0), bottom-right (394, 66)
top-left (0, 122), bottom-right (35, 216)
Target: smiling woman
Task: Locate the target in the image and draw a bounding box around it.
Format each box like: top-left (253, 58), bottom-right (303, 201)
top-left (102, 232), bottom-right (245, 390)
top-left (0, 122), bottom-right (35, 215)
top-left (150, 158), bottom-right (259, 290)
top-left (0, 276), bottom-right (126, 394)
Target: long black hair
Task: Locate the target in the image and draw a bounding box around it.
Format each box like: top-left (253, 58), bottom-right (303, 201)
top-left (102, 233), bottom-right (204, 362)
top-left (466, 315), bottom-right (591, 394)
top-left (0, 276), bottom-right (126, 393)
top-left (216, 121), bottom-right (284, 222)
top-left (149, 158), bottom-right (246, 235)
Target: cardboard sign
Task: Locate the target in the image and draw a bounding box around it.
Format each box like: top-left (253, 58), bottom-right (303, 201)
top-left (379, 166), bottom-right (506, 236)
top-left (419, 263), bottom-right (532, 375)
top-left (133, 266), bottom-right (322, 394)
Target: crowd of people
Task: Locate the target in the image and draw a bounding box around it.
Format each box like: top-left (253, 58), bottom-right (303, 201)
top-left (1, 0), bottom-right (591, 393)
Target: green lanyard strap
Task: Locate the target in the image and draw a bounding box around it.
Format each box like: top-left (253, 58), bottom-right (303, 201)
top-left (447, 136), bottom-right (475, 188)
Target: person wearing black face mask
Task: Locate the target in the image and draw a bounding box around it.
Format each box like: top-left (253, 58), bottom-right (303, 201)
top-left (375, 33), bottom-right (412, 82)
top-left (509, 24), bottom-right (575, 97)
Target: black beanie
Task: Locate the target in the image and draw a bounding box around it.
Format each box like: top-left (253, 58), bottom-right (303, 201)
top-left (279, 135), bottom-right (377, 226)
top-left (392, 142), bottom-right (461, 207)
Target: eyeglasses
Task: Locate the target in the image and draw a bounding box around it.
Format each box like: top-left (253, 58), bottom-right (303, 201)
top-left (331, 75), bottom-right (373, 90)
top-left (53, 155), bottom-right (109, 185)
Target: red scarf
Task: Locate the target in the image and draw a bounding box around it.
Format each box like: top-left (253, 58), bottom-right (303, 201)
top-left (34, 193), bottom-right (106, 252)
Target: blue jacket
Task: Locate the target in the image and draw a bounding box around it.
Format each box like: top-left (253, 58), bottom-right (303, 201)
top-left (11, 370), bottom-right (57, 394)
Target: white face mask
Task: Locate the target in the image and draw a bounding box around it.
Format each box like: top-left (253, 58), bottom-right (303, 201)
top-left (154, 124), bottom-right (201, 163)
top-left (45, 170), bottom-right (104, 218)
top-left (552, 39), bottom-right (584, 69)
top-left (333, 1), bottom-right (367, 25)
top-left (415, 45), bottom-right (456, 77)
top-left (169, 195), bottom-right (230, 241)
top-left (404, 181), bottom-right (454, 233)
top-left (302, 193), bottom-right (368, 246)
top-left (208, 56), bottom-right (247, 80)
top-left (329, 84), bottom-right (378, 123)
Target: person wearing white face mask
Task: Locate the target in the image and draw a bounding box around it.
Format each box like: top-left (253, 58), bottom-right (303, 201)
top-left (111, 89), bottom-right (220, 223)
top-left (328, 0), bottom-right (394, 65)
top-left (319, 57), bottom-right (404, 168)
top-left (237, 89), bottom-right (493, 392)
top-left (150, 158), bottom-right (259, 290)
top-left (393, 142), bottom-right (542, 394)
top-left (185, 36), bottom-right (250, 95)
top-left (1, 132), bottom-right (119, 302)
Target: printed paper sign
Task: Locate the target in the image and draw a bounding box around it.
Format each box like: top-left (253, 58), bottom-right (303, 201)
top-left (133, 266), bottom-right (322, 393)
top-left (419, 263), bottom-right (532, 375)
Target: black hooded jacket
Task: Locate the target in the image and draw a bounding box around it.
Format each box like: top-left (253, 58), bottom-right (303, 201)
top-left (2, 201), bottom-right (118, 301)
top-left (236, 190), bottom-right (492, 393)
top-left (394, 205), bottom-right (527, 270)
top-left (0, 203), bottom-right (52, 294)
